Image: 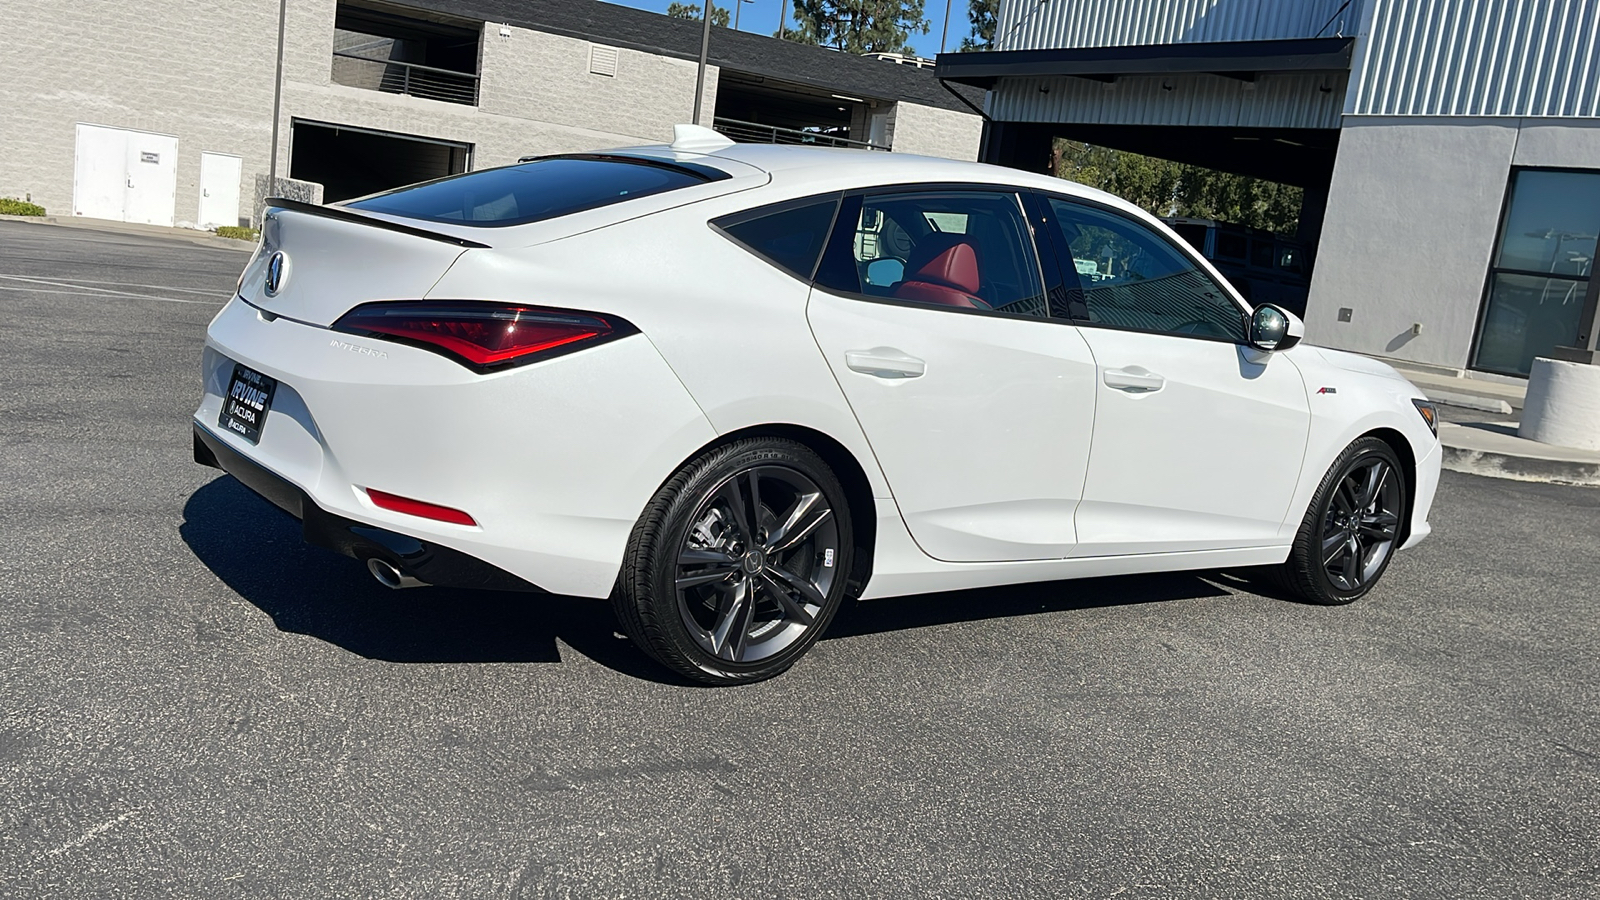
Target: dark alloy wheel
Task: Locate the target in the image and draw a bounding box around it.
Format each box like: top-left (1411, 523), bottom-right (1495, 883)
top-left (1275, 436), bottom-right (1408, 605)
top-left (613, 438), bottom-right (853, 684)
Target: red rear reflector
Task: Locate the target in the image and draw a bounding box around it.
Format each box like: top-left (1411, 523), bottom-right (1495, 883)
top-left (331, 301), bottom-right (635, 371)
top-left (367, 488), bottom-right (477, 526)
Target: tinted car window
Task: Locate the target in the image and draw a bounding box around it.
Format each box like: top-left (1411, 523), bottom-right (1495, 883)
top-left (347, 157), bottom-right (717, 227)
top-left (1045, 199), bottom-right (1246, 341)
top-left (1216, 232), bottom-right (1248, 260)
top-left (1250, 238), bottom-right (1276, 269)
top-left (816, 190), bottom-right (1046, 318)
top-left (1171, 222), bottom-right (1207, 253)
top-left (713, 195), bottom-right (840, 281)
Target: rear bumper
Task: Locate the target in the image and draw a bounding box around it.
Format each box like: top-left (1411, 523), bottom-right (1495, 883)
top-left (194, 423), bottom-right (541, 592)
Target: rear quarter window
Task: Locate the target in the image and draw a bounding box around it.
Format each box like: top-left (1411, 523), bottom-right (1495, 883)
top-left (712, 195), bottom-right (841, 281)
top-left (346, 156), bottom-right (724, 227)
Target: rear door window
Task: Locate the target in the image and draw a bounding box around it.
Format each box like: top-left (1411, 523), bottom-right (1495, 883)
top-left (346, 156), bottom-right (725, 227)
top-left (815, 189), bottom-right (1047, 318)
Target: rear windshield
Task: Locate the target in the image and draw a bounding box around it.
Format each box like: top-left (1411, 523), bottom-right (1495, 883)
top-left (345, 156), bottom-right (723, 227)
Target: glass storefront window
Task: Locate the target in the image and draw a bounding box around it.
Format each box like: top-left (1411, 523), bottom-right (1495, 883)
top-left (1474, 169), bottom-right (1599, 376)
top-left (1473, 274), bottom-right (1588, 375)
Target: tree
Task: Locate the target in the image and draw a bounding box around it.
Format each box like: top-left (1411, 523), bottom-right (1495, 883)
top-left (1053, 138), bottom-right (1303, 234)
top-left (787, 0), bottom-right (930, 55)
top-left (958, 0), bottom-right (998, 51)
top-left (667, 1), bottom-right (730, 28)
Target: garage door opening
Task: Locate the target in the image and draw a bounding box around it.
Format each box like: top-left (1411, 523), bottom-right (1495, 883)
top-left (1044, 128), bottom-right (1335, 317)
top-left (289, 120), bottom-right (470, 203)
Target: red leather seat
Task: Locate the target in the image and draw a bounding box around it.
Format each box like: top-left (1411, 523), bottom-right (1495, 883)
top-left (892, 235), bottom-right (988, 309)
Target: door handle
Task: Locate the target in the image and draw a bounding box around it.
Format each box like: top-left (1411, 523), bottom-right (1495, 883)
top-left (1103, 366), bottom-right (1165, 393)
top-left (845, 347), bottom-right (926, 379)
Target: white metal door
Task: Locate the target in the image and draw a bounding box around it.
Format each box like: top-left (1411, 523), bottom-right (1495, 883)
top-left (122, 131), bottom-right (178, 226)
top-left (198, 152), bottom-right (243, 229)
top-left (1072, 329), bottom-right (1310, 556)
top-left (809, 292), bottom-right (1099, 562)
top-left (73, 124), bottom-right (127, 220)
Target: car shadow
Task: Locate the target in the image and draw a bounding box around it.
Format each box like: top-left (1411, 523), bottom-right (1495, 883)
top-left (182, 477), bottom-right (1253, 682)
top-left (180, 477), bottom-right (663, 678)
top-left (829, 570), bottom-right (1235, 638)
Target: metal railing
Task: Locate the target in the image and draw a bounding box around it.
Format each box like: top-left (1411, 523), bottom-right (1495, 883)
top-left (331, 51), bottom-right (479, 106)
top-left (713, 117), bottom-right (890, 152)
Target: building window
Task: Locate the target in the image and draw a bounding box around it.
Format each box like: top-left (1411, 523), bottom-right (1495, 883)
top-left (1473, 169), bottom-right (1600, 376)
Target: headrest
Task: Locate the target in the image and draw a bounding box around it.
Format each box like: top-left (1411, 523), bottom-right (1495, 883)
top-left (906, 235), bottom-right (980, 294)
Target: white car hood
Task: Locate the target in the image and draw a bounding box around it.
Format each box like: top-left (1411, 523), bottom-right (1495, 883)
top-left (1307, 346), bottom-right (1415, 385)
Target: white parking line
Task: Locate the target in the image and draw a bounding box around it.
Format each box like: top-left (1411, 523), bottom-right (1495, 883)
top-left (0, 274), bottom-right (218, 305)
top-left (14, 275), bottom-right (229, 296)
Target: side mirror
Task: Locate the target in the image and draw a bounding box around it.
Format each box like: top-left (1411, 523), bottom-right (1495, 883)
top-left (1248, 304), bottom-right (1304, 352)
top-left (865, 258), bottom-right (904, 287)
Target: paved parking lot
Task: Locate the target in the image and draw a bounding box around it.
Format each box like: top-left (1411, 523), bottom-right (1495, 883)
top-left (2, 219), bottom-right (1597, 898)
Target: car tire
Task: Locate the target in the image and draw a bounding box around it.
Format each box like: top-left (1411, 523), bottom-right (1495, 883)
top-left (1271, 436), bottom-right (1408, 605)
top-left (613, 438), bottom-right (853, 684)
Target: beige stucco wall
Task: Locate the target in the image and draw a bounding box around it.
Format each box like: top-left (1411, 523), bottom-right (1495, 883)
top-left (0, 0), bottom-right (281, 226)
top-left (0, 0), bottom-right (716, 229)
top-left (888, 102), bottom-right (984, 162)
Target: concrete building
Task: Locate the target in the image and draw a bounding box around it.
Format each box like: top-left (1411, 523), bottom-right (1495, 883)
top-left (0, 0), bottom-right (982, 231)
top-left (940, 0), bottom-right (1600, 377)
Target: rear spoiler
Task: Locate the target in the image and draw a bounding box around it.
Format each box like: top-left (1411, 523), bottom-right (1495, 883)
top-left (264, 197), bottom-right (491, 249)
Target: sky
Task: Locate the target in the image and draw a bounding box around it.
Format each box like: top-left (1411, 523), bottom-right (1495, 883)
top-left (608, 0), bottom-right (974, 60)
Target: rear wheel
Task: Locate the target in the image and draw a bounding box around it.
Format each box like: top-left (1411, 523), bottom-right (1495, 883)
top-left (613, 438), bottom-right (853, 684)
top-left (1275, 437), bottom-right (1407, 605)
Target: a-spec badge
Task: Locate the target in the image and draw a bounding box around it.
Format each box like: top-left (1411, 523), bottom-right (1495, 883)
top-left (264, 251), bottom-right (288, 296)
top-left (1317, 386), bottom-right (1338, 394)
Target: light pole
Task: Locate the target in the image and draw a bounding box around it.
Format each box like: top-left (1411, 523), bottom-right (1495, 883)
top-left (733, 0), bottom-right (754, 31)
top-left (941, 0), bottom-right (953, 53)
top-left (692, 1), bottom-right (714, 124)
top-left (778, 0), bottom-right (788, 38)
top-left (267, 0), bottom-right (288, 201)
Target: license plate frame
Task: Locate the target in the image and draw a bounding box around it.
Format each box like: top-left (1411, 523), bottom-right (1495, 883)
top-left (219, 362), bottom-right (277, 444)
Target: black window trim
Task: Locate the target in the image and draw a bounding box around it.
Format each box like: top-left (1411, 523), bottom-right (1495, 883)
top-left (1031, 189), bottom-right (1253, 346)
top-left (810, 182), bottom-right (1059, 325)
top-left (709, 191), bottom-right (844, 283)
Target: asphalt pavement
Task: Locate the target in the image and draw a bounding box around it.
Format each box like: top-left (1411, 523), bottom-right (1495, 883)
top-left (1, 219), bottom-right (1596, 898)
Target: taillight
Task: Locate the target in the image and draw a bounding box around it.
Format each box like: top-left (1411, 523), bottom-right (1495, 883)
top-left (331, 301), bottom-right (636, 372)
top-left (367, 488), bottom-right (477, 526)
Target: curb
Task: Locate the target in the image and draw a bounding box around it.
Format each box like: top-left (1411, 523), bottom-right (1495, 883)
top-left (1441, 444), bottom-right (1600, 486)
top-left (0, 213), bottom-right (256, 251)
top-left (1424, 388), bottom-right (1514, 415)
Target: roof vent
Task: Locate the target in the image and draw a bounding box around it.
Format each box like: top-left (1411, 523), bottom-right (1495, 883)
top-left (670, 124), bottom-right (735, 153)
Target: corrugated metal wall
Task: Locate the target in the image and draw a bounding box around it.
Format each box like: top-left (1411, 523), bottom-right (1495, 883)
top-left (994, 0), bottom-right (1361, 52)
top-left (988, 72), bottom-right (1348, 128)
top-left (1351, 0), bottom-right (1600, 117)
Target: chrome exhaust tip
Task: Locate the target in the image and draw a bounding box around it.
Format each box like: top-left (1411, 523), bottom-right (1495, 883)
top-left (366, 557), bottom-right (428, 590)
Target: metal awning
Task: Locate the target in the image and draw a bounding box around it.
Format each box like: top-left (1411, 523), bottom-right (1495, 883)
top-left (935, 37), bottom-right (1354, 88)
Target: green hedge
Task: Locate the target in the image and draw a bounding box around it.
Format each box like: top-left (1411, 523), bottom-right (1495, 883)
top-left (0, 198), bottom-right (46, 216)
top-left (214, 225), bottom-right (259, 242)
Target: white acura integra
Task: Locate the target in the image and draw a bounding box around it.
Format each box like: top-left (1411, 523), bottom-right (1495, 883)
top-left (194, 126), bottom-right (1441, 684)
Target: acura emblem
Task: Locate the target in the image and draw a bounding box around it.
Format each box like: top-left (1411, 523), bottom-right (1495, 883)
top-left (264, 251), bottom-right (288, 296)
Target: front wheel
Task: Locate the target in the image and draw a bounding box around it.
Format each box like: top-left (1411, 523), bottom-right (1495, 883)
top-left (1274, 437), bottom-right (1408, 605)
top-left (613, 438), bottom-right (853, 684)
